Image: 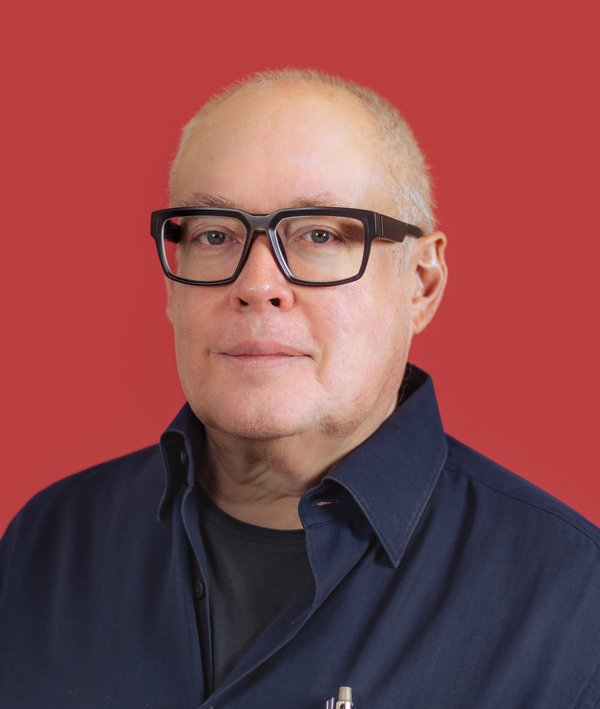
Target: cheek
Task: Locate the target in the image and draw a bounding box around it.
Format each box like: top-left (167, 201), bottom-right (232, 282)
top-left (168, 290), bottom-right (213, 370)
top-left (312, 280), bottom-right (409, 386)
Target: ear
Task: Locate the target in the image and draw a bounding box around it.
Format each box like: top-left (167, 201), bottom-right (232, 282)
top-left (164, 277), bottom-right (175, 324)
top-left (409, 231), bottom-right (448, 335)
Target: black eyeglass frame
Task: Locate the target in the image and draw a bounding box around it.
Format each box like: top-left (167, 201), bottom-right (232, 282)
top-left (150, 206), bottom-right (424, 287)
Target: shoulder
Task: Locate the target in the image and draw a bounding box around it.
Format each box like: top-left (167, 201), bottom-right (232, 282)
top-left (15, 444), bottom-right (163, 517)
top-left (1, 445), bottom-right (165, 559)
top-left (442, 435), bottom-right (600, 551)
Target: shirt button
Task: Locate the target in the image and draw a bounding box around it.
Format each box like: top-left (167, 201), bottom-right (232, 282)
top-left (194, 581), bottom-right (205, 600)
top-left (179, 449), bottom-right (188, 467)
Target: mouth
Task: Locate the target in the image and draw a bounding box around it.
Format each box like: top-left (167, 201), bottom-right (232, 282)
top-left (223, 341), bottom-right (308, 356)
top-left (217, 341), bottom-right (311, 368)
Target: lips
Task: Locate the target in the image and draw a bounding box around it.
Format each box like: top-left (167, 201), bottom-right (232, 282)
top-left (221, 341), bottom-right (309, 357)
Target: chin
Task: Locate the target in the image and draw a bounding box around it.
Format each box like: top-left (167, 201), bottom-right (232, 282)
top-left (190, 390), bottom-right (319, 442)
top-left (205, 411), bottom-right (310, 442)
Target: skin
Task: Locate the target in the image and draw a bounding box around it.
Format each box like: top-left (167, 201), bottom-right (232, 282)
top-left (167, 82), bottom-right (447, 529)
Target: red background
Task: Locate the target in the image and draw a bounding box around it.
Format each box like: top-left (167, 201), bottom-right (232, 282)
top-left (1, 0), bottom-right (598, 534)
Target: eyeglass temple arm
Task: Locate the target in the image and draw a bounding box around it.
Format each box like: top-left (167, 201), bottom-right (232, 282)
top-left (377, 213), bottom-right (424, 243)
top-left (164, 221), bottom-right (182, 243)
top-left (150, 212), bottom-right (182, 243)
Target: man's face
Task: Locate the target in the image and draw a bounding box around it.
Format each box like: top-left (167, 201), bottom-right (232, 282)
top-left (167, 85), bottom-right (427, 448)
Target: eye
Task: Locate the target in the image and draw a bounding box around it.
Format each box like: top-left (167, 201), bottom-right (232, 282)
top-left (301, 229), bottom-right (336, 244)
top-left (197, 230), bottom-right (229, 245)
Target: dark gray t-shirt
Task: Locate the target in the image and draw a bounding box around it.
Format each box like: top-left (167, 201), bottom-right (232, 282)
top-left (198, 494), bottom-right (314, 688)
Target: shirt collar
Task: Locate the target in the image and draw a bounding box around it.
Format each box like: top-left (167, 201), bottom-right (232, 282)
top-left (158, 403), bottom-right (204, 521)
top-left (321, 364), bottom-right (447, 567)
top-left (158, 365), bottom-right (447, 566)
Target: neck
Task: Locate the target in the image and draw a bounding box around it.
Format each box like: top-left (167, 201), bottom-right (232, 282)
top-left (198, 396), bottom-right (400, 530)
top-left (198, 432), bottom-right (328, 530)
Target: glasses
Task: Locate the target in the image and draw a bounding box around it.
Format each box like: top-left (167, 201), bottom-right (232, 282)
top-left (150, 207), bottom-right (424, 287)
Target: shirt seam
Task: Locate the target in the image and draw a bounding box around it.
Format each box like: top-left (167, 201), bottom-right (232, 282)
top-left (445, 463), bottom-right (600, 552)
top-left (572, 655), bottom-right (600, 708)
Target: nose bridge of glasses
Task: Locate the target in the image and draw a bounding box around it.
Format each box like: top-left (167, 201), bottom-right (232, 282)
top-left (233, 230), bottom-right (285, 288)
top-left (243, 214), bottom-right (287, 265)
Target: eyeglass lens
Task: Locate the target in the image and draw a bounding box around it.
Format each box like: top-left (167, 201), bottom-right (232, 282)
top-left (162, 214), bottom-right (366, 283)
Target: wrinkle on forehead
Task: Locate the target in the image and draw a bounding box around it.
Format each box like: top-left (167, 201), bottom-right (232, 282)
top-left (175, 191), bottom-right (354, 211)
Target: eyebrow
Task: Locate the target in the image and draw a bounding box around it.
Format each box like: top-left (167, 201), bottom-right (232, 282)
top-left (177, 193), bottom-right (237, 208)
top-left (175, 191), bottom-right (351, 211)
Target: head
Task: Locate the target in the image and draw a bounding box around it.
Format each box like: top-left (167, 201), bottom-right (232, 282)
top-left (165, 69), bottom-right (447, 455)
top-left (170, 70), bottom-right (436, 234)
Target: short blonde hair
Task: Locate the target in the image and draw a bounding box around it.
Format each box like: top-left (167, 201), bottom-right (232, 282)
top-left (169, 68), bottom-right (436, 233)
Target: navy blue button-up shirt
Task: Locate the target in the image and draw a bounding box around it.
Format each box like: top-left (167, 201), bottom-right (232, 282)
top-left (2, 367), bottom-right (600, 708)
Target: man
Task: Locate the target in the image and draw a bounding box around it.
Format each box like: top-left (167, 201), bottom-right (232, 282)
top-left (1, 70), bottom-right (599, 708)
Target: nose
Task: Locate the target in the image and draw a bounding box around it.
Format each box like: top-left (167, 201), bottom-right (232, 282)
top-left (228, 233), bottom-right (295, 311)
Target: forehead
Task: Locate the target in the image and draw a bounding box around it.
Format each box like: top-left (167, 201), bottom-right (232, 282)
top-left (171, 85), bottom-right (391, 213)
